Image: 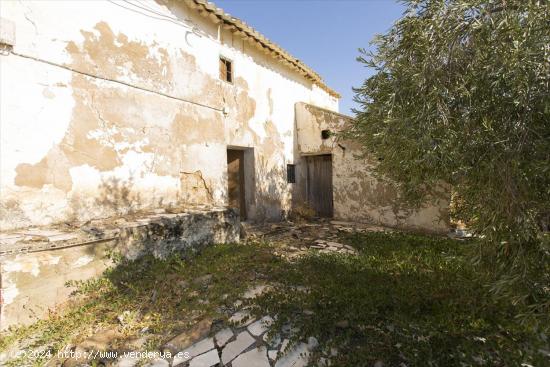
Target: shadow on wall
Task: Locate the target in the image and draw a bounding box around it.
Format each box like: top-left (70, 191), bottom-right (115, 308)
top-left (253, 158), bottom-right (286, 221)
top-left (67, 176), bottom-right (143, 225)
top-left (219, 148), bottom-right (287, 223)
top-left (95, 176), bottom-right (142, 217)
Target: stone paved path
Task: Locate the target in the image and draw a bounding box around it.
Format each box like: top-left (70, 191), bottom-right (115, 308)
top-left (97, 282), bottom-right (325, 367)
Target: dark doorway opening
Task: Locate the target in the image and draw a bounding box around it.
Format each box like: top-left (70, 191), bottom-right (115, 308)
top-left (227, 149), bottom-right (246, 220)
top-left (305, 154), bottom-right (333, 217)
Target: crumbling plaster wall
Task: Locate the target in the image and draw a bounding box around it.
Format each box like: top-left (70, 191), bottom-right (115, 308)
top-left (0, 208), bottom-right (239, 330)
top-left (295, 103), bottom-right (450, 233)
top-left (0, 0), bottom-right (338, 231)
top-left (1, 239), bottom-right (117, 329)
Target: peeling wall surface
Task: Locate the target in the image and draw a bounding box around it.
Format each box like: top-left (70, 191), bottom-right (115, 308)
top-left (0, 208), bottom-right (239, 330)
top-left (1, 240), bottom-right (116, 329)
top-left (0, 0), bottom-right (338, 231)
top-left (295, 103), bottom-right (450, 233)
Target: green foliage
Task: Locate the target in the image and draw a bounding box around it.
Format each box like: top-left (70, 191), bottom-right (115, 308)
top-left (253, 231), bottom-right (549, 366)
top-left (0, 243), bottom-right (283, 366)
top-left (349, 0), bottom-right (549, 326)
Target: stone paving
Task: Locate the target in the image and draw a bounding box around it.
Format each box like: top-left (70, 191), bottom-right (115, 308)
top-left (87, 283), bottom-right (320, 367)
top-left (138, 307), bottom-right (318, 366)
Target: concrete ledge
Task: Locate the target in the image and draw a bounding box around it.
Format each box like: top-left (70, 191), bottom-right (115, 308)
top-left (0, 207), bottom-right (239, 330)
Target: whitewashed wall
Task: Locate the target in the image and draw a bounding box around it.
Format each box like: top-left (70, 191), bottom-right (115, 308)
top-left (0, 0), bottom-right (338, 230)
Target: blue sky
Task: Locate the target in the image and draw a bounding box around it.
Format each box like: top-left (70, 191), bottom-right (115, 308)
top-left (215, 0), bottom-right (405, 115)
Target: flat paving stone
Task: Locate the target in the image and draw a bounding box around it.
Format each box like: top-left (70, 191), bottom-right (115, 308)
top-left (268, 350), bottom-right (278, 361)
top-left (221, 331), bottom-right (255, 365)
top-left (183, 337), bottom-right (215, 358)
top-left (232, 346), bottom-right (270, 367)
top-left (164, 318), bottom-right (212, 352)
top-left (188, 349), bottom-right (219, 367)
top-left (247, 316), bottom-right (274, 336)
top-left (274, 342), bottom-right (310, 367)
top-left (173, 337), bottom-right (214, 365)
top-left (214, 328), bottom-right (233, 347)
top-left (228, 310), bottom-right (255, 326)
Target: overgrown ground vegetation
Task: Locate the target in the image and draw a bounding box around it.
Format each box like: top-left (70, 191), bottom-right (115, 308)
top-left (253, 232), bottom-right (549, 366)
top-left (1, 231), bottom-right (547, 366)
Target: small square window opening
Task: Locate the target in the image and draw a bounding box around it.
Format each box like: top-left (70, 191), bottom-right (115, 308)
top-left (219, 57), bottom-right (233, 83)
top-left (287, 164), bottom-right (296, 184)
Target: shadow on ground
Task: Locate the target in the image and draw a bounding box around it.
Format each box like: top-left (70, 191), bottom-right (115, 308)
top-left (0, 223), bottom-right (546, 367)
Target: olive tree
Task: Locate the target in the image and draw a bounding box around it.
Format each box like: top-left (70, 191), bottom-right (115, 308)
top-left (350, 0), bottom-right (549, 323)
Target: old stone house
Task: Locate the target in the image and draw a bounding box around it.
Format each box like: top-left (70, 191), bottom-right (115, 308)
top-left (0, 0), bottom-right (448, 329)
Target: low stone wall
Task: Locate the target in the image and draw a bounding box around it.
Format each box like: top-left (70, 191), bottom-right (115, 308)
top-left (0, 207), bottom-right (239, 330)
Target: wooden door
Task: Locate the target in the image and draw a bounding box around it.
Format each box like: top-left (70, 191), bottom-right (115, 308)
top-left (306, 154), bottom-right (333, 217)
top-left (227, 149), bottom-right (246, 220)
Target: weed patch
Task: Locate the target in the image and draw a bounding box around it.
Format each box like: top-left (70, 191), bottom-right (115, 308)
top-left (251, 232), bottom-right (548, 366)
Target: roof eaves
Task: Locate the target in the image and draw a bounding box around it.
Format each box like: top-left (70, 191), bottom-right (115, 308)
top-left (187, 0), bottom-right (340, 98)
